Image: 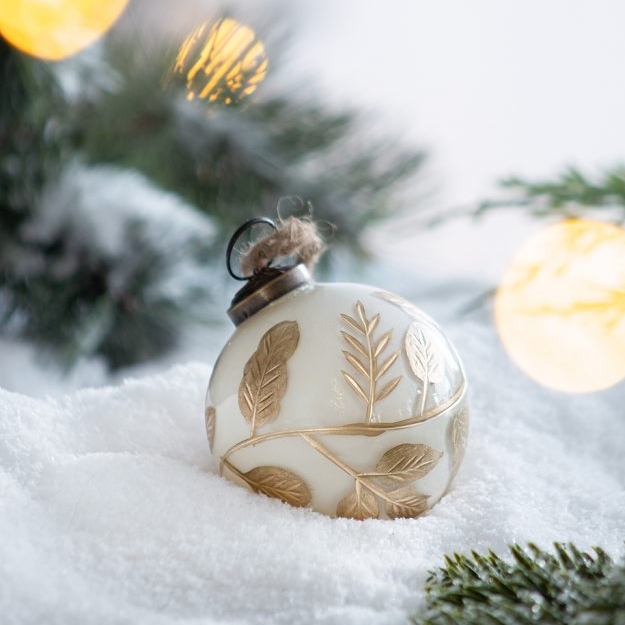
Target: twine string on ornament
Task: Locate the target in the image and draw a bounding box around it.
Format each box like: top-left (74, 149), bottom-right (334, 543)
top-left (231, 216), bottom-right (325, 280)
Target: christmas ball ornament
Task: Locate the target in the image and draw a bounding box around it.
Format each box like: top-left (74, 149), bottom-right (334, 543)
top-left (173, 18), bottom-right (268, 106)
top-left (206, 217), bottom-right (469, 519)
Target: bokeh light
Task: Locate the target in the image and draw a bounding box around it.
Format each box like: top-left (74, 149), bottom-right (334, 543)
top-left (173, 18), bottom-right (268, 106)
top-left (0, 0), bottom-right (130, 61)
top-left (495, 219), bottom-right (625, 393)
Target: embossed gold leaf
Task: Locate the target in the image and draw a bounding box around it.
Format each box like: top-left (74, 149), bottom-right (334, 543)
top-left (205, 405), bottom-right (216, 451)
top-left (377, 351), bottom-right (398, 379)
top-left (374, 331), bottom-right (392, 358)
top-left (449, 407), bottom-right (470, 481)
top-left (336, 487), bottom-right (379, 520)
top-left (342, 350), bottom-right (368, 378)
top-left (341, 371), bottom-right (368, 403)
top-left (368, 313), bottom-right (380, 334)
top-left (405, 321), bottom-right (445, 384)
top-left (341, 331), bottom-right (368, 358)
top-left (238, 320), bottom-right (300, 436)
top-left (384, 486), bottom-right (429, 519)
top-left (374, 443), bottom-right (443, 486)
top-left (340, 301), bottom-right (401, 423)
top-left (340, 313), bottom-right (365, 334)
top-left (244, 466), bottom-right (311, 507)
top-left (375, 376), bottom-right (402, 401)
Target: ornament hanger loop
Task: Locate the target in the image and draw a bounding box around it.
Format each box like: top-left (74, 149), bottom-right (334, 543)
top-left (226, 217), bottom-right (277, 281)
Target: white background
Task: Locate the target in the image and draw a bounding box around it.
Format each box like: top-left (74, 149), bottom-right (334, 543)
top-left (290, 0), bottom-right (625, 278)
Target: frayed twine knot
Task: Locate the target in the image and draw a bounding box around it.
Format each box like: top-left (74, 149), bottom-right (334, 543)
top-left (239, 216), bottom-right (325, 276)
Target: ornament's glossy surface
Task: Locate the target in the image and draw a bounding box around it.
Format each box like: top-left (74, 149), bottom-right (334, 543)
top-left (206, 281), bottom-right (469, 519)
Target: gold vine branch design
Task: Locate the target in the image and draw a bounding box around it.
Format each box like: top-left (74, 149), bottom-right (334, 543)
top-left (341, 301), bottom-right (401, 423)
top-left (220, 309), bottom-right (462, 516)
top-left (220, 384), bottom-right (463, 463)
top-left (330, 440), bottom-right (443, 519)
top-left (224, 430), bottom-right (442, 518)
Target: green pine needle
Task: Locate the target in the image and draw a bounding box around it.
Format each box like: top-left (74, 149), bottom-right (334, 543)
top-left (413, 543), bottom-right (625, 625)
top-left (475, 166), bottom-right (625, 224)
top-left (0, 14), bottom-right (426, 370)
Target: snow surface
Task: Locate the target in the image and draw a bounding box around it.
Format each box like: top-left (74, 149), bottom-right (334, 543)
top-left (1, 316), bottom-right (624, 625)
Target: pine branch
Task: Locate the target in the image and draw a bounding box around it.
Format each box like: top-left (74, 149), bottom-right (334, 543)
top-left (0, 14), bottom-right (427, 370)
top-left (420, 166), bottom-right (625, 231)
top-left (413, 542), bottom-right (625, 625)
top-left (427, 166), bottom-right (625, 313)
top-left (475, 166), bottom-right (625, 223)
top-left (69, 30), bottom-right (426, 256)
top-left (0, 40), bottom-right (66, 223)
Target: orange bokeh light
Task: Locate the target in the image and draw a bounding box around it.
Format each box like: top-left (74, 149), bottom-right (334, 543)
top-left (173, 18), bottom-right (268, 106)
top-left (495, 219), bottom-right (625, 393)
top-left (0, 0), bottom-right (130, 61)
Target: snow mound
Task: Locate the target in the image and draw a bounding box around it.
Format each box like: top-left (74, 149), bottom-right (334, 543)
top-left (1, 322), bottom-right (624, 625)
top-left (29, 162), bottom-right (215, 258)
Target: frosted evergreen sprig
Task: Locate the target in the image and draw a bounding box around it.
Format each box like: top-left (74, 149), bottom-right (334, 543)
top-left (424, 166), bottom-right (625, 229)
top-left (413, 542), bottom-right (625, 625)
top-left (476, 167), bottom-right (625, 224)
top-left (0, 14), bottom-right (426, 369)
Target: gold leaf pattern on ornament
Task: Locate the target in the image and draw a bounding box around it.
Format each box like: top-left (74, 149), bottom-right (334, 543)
top-left (373, 443), bottom-right (443, 486)
top-left (340, 301), bottom-right (401, 423)
top-left (449, 406), bottom-right (470, 481)
top-left (405, 322), bottom-right (445, 385)
top-left (384, 485), bottom-right (429, 519)
top-left (336, 484), bottom-right (379, 520)
top-left (238, 320), bottom-right (300, 437)
top-left (243, 465), bottom-right (311, 507)
top-left (205, 405), bottom-right (216, 451)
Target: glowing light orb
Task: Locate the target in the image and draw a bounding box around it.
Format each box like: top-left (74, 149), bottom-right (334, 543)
top-left (0, 0), bottom-right (130, 61)
top-left (495, 219), bottom-right (625, 393)
top-left (174, 18), bottom-right (268, 105)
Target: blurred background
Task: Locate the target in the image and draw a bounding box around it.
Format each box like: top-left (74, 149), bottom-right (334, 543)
top-left (1, 0), bottom-right (624, 396)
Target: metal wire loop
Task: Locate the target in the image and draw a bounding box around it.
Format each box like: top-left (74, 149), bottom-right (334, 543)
top-left (226, 217), bottom-right (277, 281)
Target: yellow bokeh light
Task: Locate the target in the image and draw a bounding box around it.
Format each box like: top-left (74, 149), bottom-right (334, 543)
top-left (0, 0), bottom-right (130, 61)
top-left (495, 219), bottom-right (625, 393)
top-left (173, 18), bottom-right (268, 105)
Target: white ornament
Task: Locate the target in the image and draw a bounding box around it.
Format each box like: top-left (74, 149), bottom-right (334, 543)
top-left (206, 260), bottom-right (469, 520)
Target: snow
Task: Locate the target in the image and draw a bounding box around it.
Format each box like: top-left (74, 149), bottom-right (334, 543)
top-left (3, 2), bottom-right (624, 620)
top-left (1, 308), bottom-right (624, 625)
top-left (27, 162), bottom-right (215, 260)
